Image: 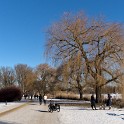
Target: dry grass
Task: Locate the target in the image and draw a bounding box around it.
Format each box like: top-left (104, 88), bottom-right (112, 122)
top-left (47, 91), bottom-right (124, 108)
top-left (54, 91), bottom-right (80, 100)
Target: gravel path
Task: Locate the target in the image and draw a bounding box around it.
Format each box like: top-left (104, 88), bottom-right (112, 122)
top-left (0, 102), bottom-right (60, 124)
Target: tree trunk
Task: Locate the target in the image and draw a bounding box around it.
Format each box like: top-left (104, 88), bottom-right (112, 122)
top-left (95, 85), bottom-right (101, 103)
top-left (79, 90), bottom-right (83, 100)
top-left (76, 74), bottom-right (83, 100)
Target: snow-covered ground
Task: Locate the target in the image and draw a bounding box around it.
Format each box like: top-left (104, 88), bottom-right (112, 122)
top-left (0, 101), bottom-right (26, 114)
top-left (0, 102), bottom-right (15, 107)
top-left (58, 106), bottom-right (124, 124)
top-left (0, 102), bottom-right (21, 109)
top-left (0, 100), bottom-right (124, 124)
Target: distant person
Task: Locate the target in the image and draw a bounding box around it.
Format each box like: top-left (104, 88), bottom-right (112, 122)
top-left (49, 100), bottom-right (54, 107)
top-left (91, 94), bottom-right (96, 110)
top-left (43, 95), bottom-right (47, 105)
top-left (34, 94), bottom-right (37, 99)
top-left (36, 95), bottom-right (38, 100)
top-left (31, 94), bottom-right (33, 100)
top-left (24, 94), bottom-right (27, 99)
top-left (106, 94), bottom-right (112, 110)
top-left (39, 94), bottom-right (42, 105)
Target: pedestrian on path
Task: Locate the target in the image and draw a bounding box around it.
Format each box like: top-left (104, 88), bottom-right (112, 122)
top-left (91, 94), bottom-right (97, 110)
top-left (43, 95), bottom-right (47, 105)
top-left (39, 94), bottom-right (42, 105)
top-left (106, 94), bottom-right (112, 110)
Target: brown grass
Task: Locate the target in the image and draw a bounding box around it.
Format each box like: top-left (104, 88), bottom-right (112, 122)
top-left (54, 91), bottom-right (80, 100)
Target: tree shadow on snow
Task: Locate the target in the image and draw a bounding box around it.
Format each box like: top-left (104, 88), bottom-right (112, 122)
top-left (107, 113), bottom-right (124, 121)
top-left (107, 113), bottom-right (120, 116)
top-left (121, 114), bottom-right (124, 120)
top-left (78, 108), bottom-right (98, 110)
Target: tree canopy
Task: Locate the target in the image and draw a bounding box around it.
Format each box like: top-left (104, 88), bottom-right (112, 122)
top-left (45, 12), bottom-right (124, 102)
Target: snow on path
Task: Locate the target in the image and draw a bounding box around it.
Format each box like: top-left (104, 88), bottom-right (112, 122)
top-left (0, 102), bottom-right (59, 124)
top-left (58, 106), bottom-right (124, 124)
top-left (0, 102), bottom-right (26, 113)
top-left (0, 101), bottom-right (124, 124)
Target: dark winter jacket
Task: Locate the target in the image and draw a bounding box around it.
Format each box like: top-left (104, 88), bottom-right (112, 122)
top-left (39, 95), bottom-right (42, 101)
top-left (106, 94), bottom-right (112, 106)
top-left (91, 95), bottom-right (96, 105)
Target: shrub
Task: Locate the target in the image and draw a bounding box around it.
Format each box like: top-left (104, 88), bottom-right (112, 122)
top-left (82, 97), bottom-right (90, 101)
top-left (111, 99), bottom-right (124, 108)
top-left (119, 102), bottom-right (124, 108)
top-left (0, 86), bottom-right (22, 102)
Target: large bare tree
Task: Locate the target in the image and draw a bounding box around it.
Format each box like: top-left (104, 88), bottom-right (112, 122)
top-left (45, 12), bottom-right (124, 102)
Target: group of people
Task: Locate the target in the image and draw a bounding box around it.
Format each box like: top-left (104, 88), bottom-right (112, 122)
top-left (39, 94), bottom-right (47, 105)
top-left (91, 94), bottom-right (112, 110)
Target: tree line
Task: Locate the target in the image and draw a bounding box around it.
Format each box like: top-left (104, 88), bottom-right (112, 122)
top-left (0, 64), bottom-right (56, 97)
top-left (0, 62), bottom-right (121, 102)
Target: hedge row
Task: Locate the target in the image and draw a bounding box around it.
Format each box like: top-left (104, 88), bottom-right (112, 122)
top-left (0, 86), bottom-right (22, 102)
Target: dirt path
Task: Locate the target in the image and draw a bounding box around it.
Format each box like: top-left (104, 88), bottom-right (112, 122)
top-left (0, 102), bottom-right (60, 124)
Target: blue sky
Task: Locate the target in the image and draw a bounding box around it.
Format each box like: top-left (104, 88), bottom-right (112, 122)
top-left (0, 0), bottom-right (124, 68)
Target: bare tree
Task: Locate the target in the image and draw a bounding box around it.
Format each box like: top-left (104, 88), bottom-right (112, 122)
top-left (0, 66), bottom-right (16, 87)
top-left (14, 64), bottom-right (36, 94)
top-left (35, 64), bottom-right (56, 95)
top-left (45, 12), bottom-right (124, 102)
top-left (57, 54), bottom-right (87, 99)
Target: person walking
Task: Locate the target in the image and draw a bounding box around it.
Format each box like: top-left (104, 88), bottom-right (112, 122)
top-left (106, 94), bottom-right (112, 110)
top-left (91, 94), bottom-right (97, 110)
top-left (43, 95), bottom-right (47, 105)
top-left (39, 94), bottom-right (42, 105)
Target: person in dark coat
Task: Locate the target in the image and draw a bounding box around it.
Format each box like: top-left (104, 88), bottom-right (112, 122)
top-left (106, 94), bottom-right (112, 110)
top-left (91, 94), bottom-right (96, 110)
top-left (39, 94), bottom-right (42, 105)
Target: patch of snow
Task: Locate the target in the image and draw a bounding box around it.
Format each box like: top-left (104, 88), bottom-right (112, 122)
top-left (58, 106), bottom-right (124, 124)
top-left (0, 102), bottom-right (25, 113)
